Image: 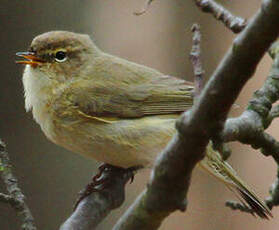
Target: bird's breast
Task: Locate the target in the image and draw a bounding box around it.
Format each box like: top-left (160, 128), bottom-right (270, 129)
top-left (22, 65), bottom-right (62, 142)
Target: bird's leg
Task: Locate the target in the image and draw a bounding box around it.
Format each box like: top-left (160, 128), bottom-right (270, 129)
top-left (74, 163), bottom-right (142, 210)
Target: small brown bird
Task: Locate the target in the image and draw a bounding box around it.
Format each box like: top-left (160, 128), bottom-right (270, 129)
top-left (17, 31), bottom-right (272, 218)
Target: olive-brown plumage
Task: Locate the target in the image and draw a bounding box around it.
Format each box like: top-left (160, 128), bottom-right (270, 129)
top-left (17, 31), bottom-right (272, 218)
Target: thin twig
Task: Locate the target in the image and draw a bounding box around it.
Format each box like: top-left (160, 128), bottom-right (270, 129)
top-left (227, 164), bottom-right (279, 214)
top-left (190, 23), bottom-right (204, 101)
top-left (189, 23), bottom-right (232, 160)
top-left (194, 0), bottom-right (247, 33)
top-left (134, 0), bottom-right (155, 16)
top-left (225, 201), bottom-right (254, 214)
top-left (0, 140), bottom-right (37, 230)
top-left (266, 167), bottom-right (279, 209)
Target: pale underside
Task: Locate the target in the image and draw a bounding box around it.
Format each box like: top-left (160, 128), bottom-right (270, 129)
top-left (53, 115), bottom-right (177, 168)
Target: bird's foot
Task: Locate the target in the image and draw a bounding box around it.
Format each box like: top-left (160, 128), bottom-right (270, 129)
top-left (73, 163), bottom-right (142, 210)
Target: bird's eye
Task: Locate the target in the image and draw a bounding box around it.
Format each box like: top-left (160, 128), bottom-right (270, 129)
top-left (55, 51), bottom-right (67, 62)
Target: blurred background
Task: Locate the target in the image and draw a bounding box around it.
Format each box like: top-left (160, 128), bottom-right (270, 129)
top-left (1, 0), bottom-right (278, 229)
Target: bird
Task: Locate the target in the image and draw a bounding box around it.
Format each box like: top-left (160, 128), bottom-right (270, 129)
top-left (16, 31), bottom-right (272, 218)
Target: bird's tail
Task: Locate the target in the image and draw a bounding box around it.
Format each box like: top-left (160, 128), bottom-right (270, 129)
top-left (199, 144), bottom-right (272, 219)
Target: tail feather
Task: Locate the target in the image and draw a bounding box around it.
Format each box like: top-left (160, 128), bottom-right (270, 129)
top-left (199, 144), bottom-right (272, 219)
top-left (236, 187), bottom-right (271, 219)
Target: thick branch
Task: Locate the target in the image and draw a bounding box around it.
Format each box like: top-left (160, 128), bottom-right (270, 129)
top-left (0, 140), bottom-right (37, 230)
top-left (113, 134), bottom-right (203, 230)
top-left (112, 1), bottom-right (279, 229)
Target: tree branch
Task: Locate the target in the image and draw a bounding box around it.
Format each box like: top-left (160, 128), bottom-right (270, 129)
top-left (219, 40), bottom-right (279, 163)
top-left (113, 134), bottom-right (201, 230)
top-left (266, 167), bottom-right (279, 209)
top-left (0, 193), bottom-right (18, 204)
top-left (112, 1), bottom-right (279, 229)
top-left (266, 104), bottom-right (279, 126)
top-left (59, 166), bottom-right (135, 230)
top-left (194, 0), bottom-right (247, 33)
top-left (134, 0), bottom-right (155, 16)
top-left (215, 39), bottom-right (279, 213)
top-left (190, 23), bottom-right (204, 100)
top-left (0, 140), bottom-right (37, 230)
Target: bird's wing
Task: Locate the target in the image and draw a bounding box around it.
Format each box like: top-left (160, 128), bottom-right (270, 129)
top-left (62, 74), bottom-right (193, 120)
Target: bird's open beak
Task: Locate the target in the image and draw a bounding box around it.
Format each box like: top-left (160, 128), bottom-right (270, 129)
top-left (16, 52), bottom-right (44, 66)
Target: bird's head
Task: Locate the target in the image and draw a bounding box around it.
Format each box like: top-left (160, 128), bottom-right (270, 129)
top-left (16, 31), bottom-right (100, 81)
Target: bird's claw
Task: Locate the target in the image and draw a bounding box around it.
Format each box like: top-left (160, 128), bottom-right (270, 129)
top-left (73, 164), bottom-right (142, 210)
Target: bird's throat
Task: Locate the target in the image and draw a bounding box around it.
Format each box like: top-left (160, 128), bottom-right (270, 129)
top-left (22, 65), bottom-right (54, 112)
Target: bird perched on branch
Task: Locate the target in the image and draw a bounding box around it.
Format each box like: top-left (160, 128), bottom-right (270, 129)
top-left (17, 31), bottom-right (272, 218)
